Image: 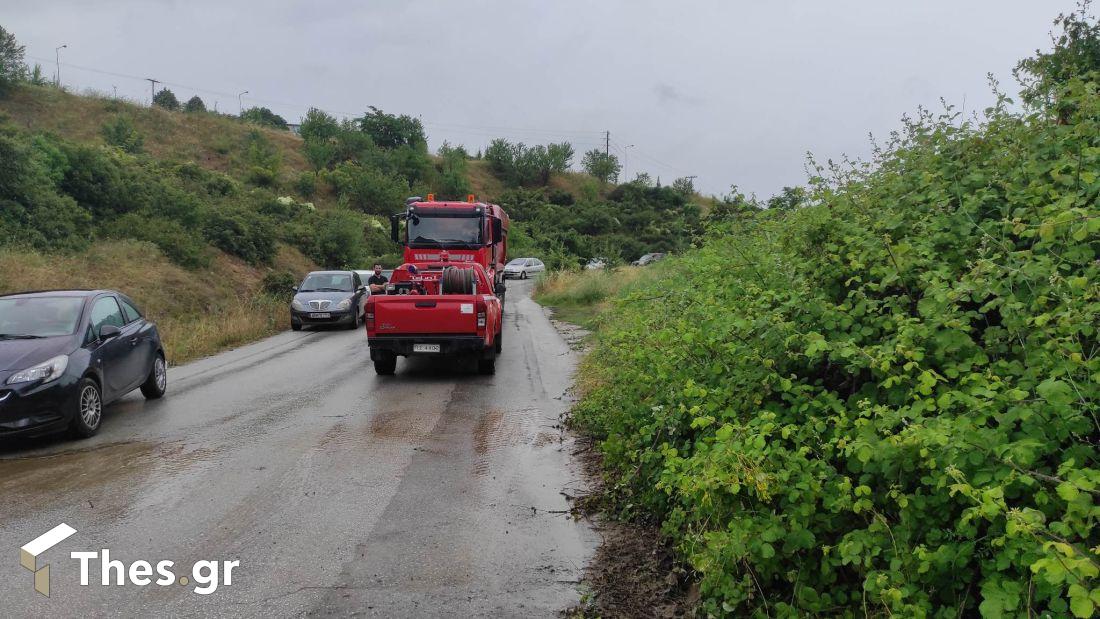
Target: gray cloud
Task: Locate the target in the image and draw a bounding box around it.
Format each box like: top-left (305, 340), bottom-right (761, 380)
top-left (2, 0), bottom-right (1075, 196)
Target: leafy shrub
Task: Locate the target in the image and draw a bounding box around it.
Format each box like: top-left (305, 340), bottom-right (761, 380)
top-left (573, 70), bottom-right (1100, 619)
top-left (261, 270), bottom-right (297, 299)
top-left (183, 95), bottom-right (206, 113)
top-left (201, 205), bottom-right (277, 265)
top-left (294, 171), bottom-right (316, 197)
top-left (243, 130), bottom-right (280, 187)
top-left (357, 106), bottom-right (426, 149)
top-left (112, 214), bottom-right (209, 268)
top-left (101, 115), bottom-right (144, 153)
top-left (240, 106), bottom-right (288, 130)
top-left (152, 88), bottom-right (180, 111)
top-left (329, 161), bottom-right (408, 216)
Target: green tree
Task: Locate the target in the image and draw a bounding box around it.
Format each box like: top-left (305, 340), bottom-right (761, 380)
top-left (0, 25), bottom-right (26, 96)
top-left (183, 95), bottom-right (206, 113)
top-left (25, 63), bottom-right (47, 86)
top-left (101, 115), bottom-right (144, 154)
top-left (357, 106), bottom-right (426, 150)
top-left (1015, 3), bottom-right (1100, 108)
top-left (671, 176), bottom-right (695, 195)
top-left (581, 149), bottom-right (621, 183)
top-left (152, 88), bottom-right (180, 110)
top-left (240, 106), bottom-right (288, 130)
top-left (299, 107), bottom-right (340, 143)
top-left (765, 185), bottom-right (806, 211)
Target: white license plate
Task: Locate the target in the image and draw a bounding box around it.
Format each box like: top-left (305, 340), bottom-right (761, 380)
top-left (413, 343), bottom-right (441, 353)
top-left (309, 312), bottom-right (331, 318)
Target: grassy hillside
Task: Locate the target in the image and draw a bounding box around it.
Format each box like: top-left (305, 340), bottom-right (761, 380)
top-left (559, 12), bottom-right (1100, 619)
top-left (0, 241), bottom-right (312, 364)
top-left (2, 85), bottom-right (313, 187)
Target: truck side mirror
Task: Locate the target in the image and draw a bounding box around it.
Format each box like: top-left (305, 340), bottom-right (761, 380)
top-left (491, 218), bottom-right (503, 243)
top-left (390, 214), bottom-right (400, 244)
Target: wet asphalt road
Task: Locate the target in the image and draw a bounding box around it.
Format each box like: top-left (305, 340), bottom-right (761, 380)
top-left (0, 279), bottom-right (596, 617)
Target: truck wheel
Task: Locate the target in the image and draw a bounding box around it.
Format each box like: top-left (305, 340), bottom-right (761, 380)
top-left (442, 268), bottom-right (474, 294)
top-left (374, 354), bottom-right (396, 375)
top-left (478, 357), bottom-right (496, 375)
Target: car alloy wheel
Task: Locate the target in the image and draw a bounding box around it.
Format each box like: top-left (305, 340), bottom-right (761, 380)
top-left (154, 357), bottom-right (167, 392)
top-left (80, 384), bottom-right (102, 429)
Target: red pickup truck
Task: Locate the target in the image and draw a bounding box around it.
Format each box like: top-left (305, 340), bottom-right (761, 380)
top-left (365, 261), bottom-right (503, 375)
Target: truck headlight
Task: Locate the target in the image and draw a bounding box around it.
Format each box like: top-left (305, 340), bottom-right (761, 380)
top-left (335, 298), bottom-right (352, 311)
top-left (291, 299), bottom-right (306, 311)
top-left (7, 355), bottom-right (69, 385)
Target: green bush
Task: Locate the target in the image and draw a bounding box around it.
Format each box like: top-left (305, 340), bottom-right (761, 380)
top-left (294, 171), bottom-right (316, 197)
top-left (329, 161), bottom-right (408, 216)
top-left (261, 270), bottom-right (297, 299)
top-left (201, 205), bottom-right (277, 265)
top-left (574, 77), bottom-right (1100, 616)
top-left (112, 214), bottom-right (209, 268)
top-left (101, 115), bottom-right (144, 154)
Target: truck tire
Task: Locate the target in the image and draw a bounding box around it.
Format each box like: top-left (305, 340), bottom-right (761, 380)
top-left (373, 353), bottom-right (396, 375)
top-left (478, 357), bottom-right (496, 375)
top-left (442, 268), bottom-right (474, 294)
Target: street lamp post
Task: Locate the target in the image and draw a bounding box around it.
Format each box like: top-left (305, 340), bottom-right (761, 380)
top-left (238, 91), bottom-right (249, 116)
top-left (623, 144), bottom-right (635, 181)
top-left (54, 44), bottom-right (67, 87)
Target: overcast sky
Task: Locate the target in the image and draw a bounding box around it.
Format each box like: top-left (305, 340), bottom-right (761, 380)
top-left (3, 0), bottom-right (1076, 197)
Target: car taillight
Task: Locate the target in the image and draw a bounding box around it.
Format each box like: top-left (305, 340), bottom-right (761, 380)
top-left (365, 302), bottom-right (375, 330)
top-left (476, 297), bottom-right (487, 329)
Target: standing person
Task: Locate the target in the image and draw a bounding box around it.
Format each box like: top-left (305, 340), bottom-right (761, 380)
top-left (367, 264), bottom-right (389, 293)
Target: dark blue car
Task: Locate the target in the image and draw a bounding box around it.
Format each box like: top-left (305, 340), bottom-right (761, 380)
top-left (0, 290), bottom-right (167, 439)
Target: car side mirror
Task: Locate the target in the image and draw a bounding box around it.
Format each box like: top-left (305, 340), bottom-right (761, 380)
top-left (99, 325), bottom-right (122, 340)
top-left (357, 285), bottom-right (367, 293)
top-left (292, 286), bottom-right (299, 292)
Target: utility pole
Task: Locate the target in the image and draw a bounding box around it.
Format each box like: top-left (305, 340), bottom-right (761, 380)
top-left (604, 131), bottom-right (610, 156)
top-left (54, 44), bottom-right (67, 87)
top-left (145, 78), bottom-right (160, 106)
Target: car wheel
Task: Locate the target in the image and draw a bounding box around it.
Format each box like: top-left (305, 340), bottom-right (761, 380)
top-left (291, 319), bottom-right (302, 331)
top-left (140, 354), bottom-right (167, 399)
top-left (478, 357), bottom-right (496, 375)
top-left (373, 353), bottom-right (396, 375)
top-left (70, 378), bottom-right (103, 438)
top-left (520, 271), bottom-right (528, 280)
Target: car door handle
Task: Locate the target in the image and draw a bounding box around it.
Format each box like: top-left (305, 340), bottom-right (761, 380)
top-left (129, 337), bottom-right (139, 347)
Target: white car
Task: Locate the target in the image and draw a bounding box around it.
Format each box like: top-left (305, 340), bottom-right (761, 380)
top-left (585, 258), bottom-right (607, 270)
top-left (503, 258), bottom-right (545, 279)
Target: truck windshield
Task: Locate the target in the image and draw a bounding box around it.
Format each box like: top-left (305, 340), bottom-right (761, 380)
top-left (408, 215), bottom-right (482, 246)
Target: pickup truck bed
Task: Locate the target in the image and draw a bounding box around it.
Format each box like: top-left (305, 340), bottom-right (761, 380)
top-left (365, 263), bottom-right (503, 375)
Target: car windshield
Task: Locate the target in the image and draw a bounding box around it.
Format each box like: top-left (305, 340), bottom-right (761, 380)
top-left (0, 296), bottom-right (84, 338)
top-left (408, 215), bottom-right (482, 245)
top-left (507, 259), bottom-right (527, 266)
top-left (299, 273), bottom-right (354, 292)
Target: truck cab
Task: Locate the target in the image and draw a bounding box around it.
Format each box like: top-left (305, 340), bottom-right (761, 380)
top-left (391, 195), bottom-right (510, 286)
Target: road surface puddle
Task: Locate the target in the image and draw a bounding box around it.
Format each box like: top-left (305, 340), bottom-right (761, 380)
top-left (0, 441), bottom-right (214, 520)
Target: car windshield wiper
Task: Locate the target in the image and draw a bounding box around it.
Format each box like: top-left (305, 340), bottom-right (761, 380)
top-left (0, 333), bottom-right (46, 339)
top-left (315, 287), bottom-right (348, 292)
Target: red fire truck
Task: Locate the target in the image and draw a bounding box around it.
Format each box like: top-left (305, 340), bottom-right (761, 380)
top-left (390, 195), bottom-right (510, 286)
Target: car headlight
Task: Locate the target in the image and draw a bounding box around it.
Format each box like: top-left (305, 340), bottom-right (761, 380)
top-left (7, 355), bottom-right (69, 385)
top-left (291, 299), bottom-right (305, 311)
top-left (335, 298), bottom-right (352, 311)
